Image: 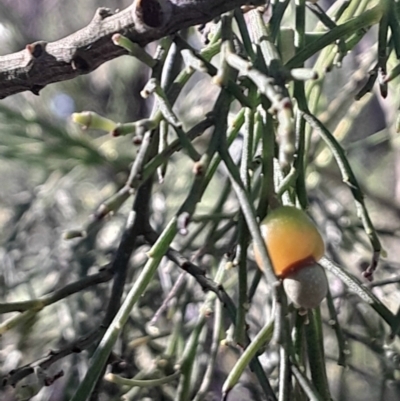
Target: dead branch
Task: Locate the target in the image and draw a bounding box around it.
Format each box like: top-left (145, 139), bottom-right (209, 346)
top-left (0, 0), bottom-right (263, 99)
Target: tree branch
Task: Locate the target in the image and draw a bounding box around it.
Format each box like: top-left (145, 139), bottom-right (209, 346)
top-left (0, 0), bottom-right (263, 100)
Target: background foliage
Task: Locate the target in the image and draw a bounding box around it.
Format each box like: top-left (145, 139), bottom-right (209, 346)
top-left (1, 1), bottom-right (400, 400)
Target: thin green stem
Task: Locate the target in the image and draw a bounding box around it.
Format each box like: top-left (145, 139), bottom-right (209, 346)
top-left (286, 5), bottom-right (384, 68)
top-left (278, 345), bottom-right (291, 401)
top-left (256, 110), bottom-right (276, 218)
top-left (270, 0), bottom-right (291, 41)
top-left (304, 309), bottom-right (331, 401)
top-left (105, 371), bottom-right (180, 388)
top-left (192, 295), bottom-right (224, 401)
top-left (325, 288), bottom-right (347, 366)
top-left (247, 9), bottom-right (295, 171)
top-left (320, 257), bottom-right (395, 328)
top-left (222, 319), bottom-right (274, 399)
top-left (302, 112), bottom-right (381, 278)
top-left (70, 217), bottom-right (178, 401)
top-left (175, 262), bottom-right (226, 401)
top-left (218, 143), bottom-right (277, 285)
top-left (235, 87), bottom-right (255, 345)
top-left (291, 362), bottom-right (325, 401)
top-left (293, 0), bottom-right (308, 209)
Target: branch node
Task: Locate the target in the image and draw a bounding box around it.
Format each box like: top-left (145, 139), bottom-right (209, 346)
top-left (71, 53), bottom-right (90, 72)
top-left (26, 41), bottom-right (48, 59)
top-left (30, 85), bottom-right (44, 96)
top-left (134, 0), bottom-right (171, 28)
top-left (93, 7), bottom-right (114, 21)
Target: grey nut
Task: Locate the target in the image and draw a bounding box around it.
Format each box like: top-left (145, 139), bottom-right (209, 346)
top-left (283, 263), bottom-right (328, 309)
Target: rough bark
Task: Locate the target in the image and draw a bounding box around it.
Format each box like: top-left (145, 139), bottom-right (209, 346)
top-left (0, 0), bottom-right (263, 99)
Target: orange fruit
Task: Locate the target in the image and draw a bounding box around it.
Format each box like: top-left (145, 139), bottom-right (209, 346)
top-left (254, 206), bottom-right (328, 309)
top-left (254, 206), bottom-right (325, 278)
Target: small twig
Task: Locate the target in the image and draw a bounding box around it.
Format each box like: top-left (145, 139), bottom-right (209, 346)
top-left (286, 5), bottom-right (384, 68)
top-left (192, 294), bottom-right (224, 401)
top-left (319, 257), bottom-right (395, 329)
top-left (304, 309), bottom-right (332, 401)
top-left (149, 271), bottom-right (187, 326)
top-left (0, 266), bottom-right (113, 314)
top-left (2, 162), bottom-right (155, 390)
top-left (70, 214), bottom-right (180, 401)
top-left (145, 227), bottom-right (236, 314)
top-left (302, 112), bottom-right (381, 280)
top-left (367, 275), bottom-right (400, 288)
top-left (2, 328), bottom-right (104, 387)
top-left (103, 178), bottom-right (154, 326)
top-left (105, 370), bottom-right (180, 387)
top-left (325, 289), bottom-right (347, 367)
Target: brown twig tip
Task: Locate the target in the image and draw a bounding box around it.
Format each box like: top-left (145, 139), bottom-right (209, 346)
top-left (281, 97), bottom-right (293, 109)
top-left (112, 33), bottom-right (121, 45)
top-left (362, 271), bottom-right (373, 281)
top-left (63, 229), bottom-right (87, 240)
top-left (93, 204), bottom-right (109, 220)
top-left (132, 135), bottom-right (143, 144)
top-left (43, 370), bottom-right (64, 387)
top-left (178, 212), bottom-right (191, 235)
top-left (362, 259), bottom-right (379, 282)
top-left (135, 0), bottom-right (171, 28)
top-left (193, 161), bottom-right (205, 176)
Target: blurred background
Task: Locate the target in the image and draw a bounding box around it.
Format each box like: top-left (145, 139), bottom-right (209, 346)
top-left (0, 1), bottom-right (400, 400)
